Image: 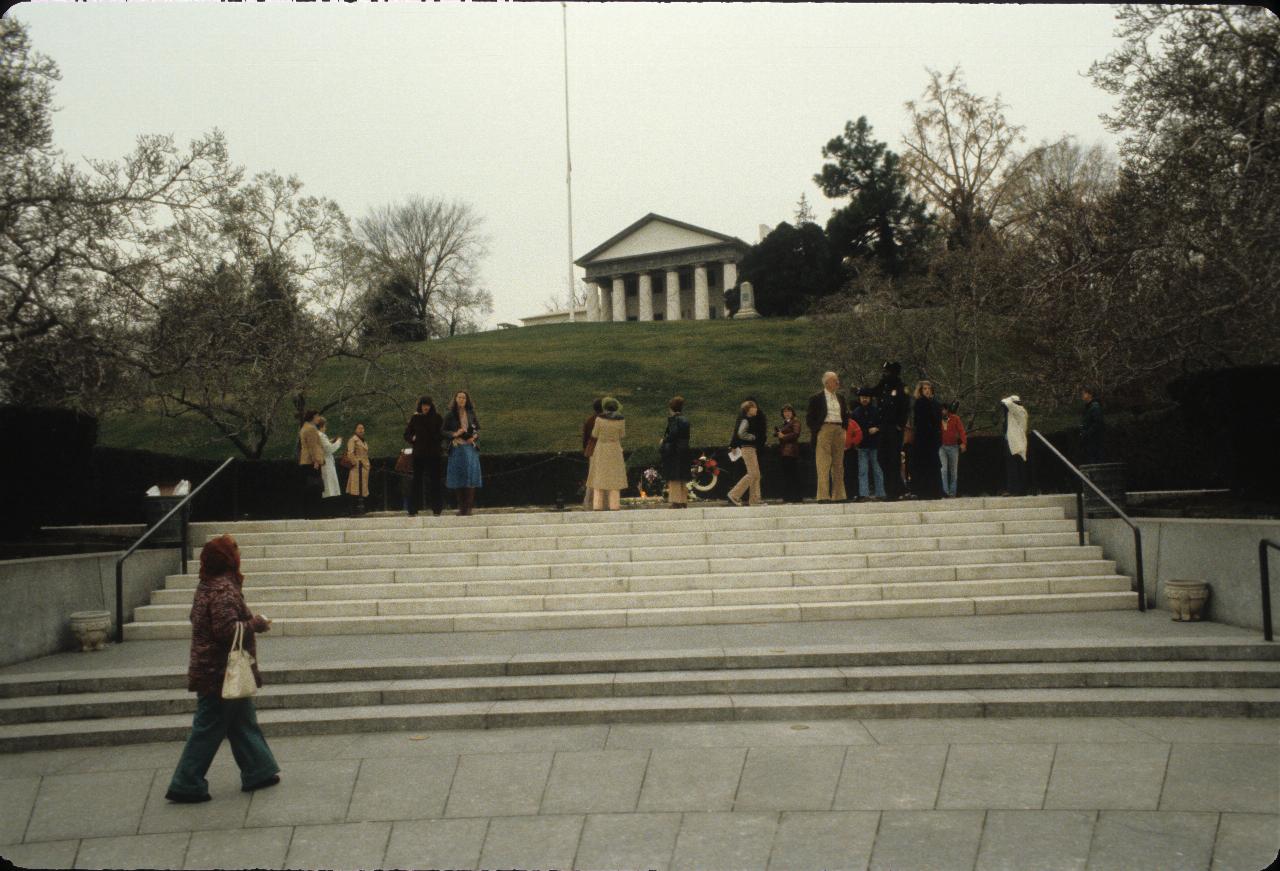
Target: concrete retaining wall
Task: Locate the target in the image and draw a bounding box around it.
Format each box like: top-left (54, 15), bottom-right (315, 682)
top-left (1087, 516), bottom-right (1280, 633)
top-left (0, 548), bottom-right (180, 666)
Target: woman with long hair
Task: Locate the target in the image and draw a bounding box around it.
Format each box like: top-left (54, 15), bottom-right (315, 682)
top-left (776, 404), bottom-right (803, 503)
top-left (911, 380), bottom-right (944, 500)
top-left (404, 396), bottom-right (445, 517)
top-left (443, 391), bottom-right (482, 516)
top-left (345, 423), bottom-right (371, 510)
top-left (727, 399), bottom-right (765, 506)
top-left (586, 396), bottom-right (627, 510)
top-left (165, 535), bottom-right (279, 803)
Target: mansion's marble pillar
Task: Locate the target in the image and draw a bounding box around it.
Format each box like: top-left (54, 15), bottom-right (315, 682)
top-left (586, 280), bottom-right (600, 322)
top-left (723, 261), bottom-right (738, 294)
top-left (611, 276), bottom-right (627, 322)
top-left (665, 270), bottom-right (681, 321)
top-left (638, 273), bottom-right (654, 321)
top-left (596, 280), bottom-right (611, 322)
top-left (693, 264), bottom-right (710, 320)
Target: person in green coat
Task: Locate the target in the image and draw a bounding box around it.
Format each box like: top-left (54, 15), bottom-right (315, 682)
top-left (660, 396), bottom-right (692, 508)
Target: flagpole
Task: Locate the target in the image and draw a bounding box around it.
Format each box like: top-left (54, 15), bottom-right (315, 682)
top-left (562, 1), bottom-right (576, 323)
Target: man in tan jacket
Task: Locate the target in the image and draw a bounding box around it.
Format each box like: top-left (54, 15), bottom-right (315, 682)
top-left (298, 411), bottom-right (326, 517)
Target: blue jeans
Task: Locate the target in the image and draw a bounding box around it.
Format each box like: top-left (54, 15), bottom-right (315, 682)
top-left (940, 445), bottom-right (961, 496)
top-left (857, 448), bottom-right (885, 498)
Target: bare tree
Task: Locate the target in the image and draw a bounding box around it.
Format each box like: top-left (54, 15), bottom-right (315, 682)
top-left (900, 66), bottom-right (1057, 246)
top-left (354, 196), bottom-right (487, 339)
top-left (435, 278), bottom-right (494, 337)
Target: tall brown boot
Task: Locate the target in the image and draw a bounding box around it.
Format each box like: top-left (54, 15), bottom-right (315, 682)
top-left (466, 488), bottom-right (476, 515)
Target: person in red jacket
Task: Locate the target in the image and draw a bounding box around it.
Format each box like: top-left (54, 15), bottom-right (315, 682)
top-left (940, 401), bottom-right (967, 497)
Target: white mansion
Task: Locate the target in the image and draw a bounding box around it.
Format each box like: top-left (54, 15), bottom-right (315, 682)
top-left (521, 214), bottom-right (751, 326)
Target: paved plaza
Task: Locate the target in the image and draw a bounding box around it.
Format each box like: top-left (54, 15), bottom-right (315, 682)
top-left (1, 715), bottom-right (1277, 870)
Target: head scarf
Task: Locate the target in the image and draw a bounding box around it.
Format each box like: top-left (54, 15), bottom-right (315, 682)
top-left (199, 534), bottom-right (243, 588)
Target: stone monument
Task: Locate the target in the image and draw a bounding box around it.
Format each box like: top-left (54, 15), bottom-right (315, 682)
top-left (734, 281), bottom-right (761, 319)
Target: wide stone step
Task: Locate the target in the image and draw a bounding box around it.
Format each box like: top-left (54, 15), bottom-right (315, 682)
top-left (226, 521), bottom-right (1082, 560)
top-left (135, 576), bottom-right (1134, 623)
top-left (161, 547), bottom-right (1110, 591)
top-left (1, 685), bottom-right (1273, 752)
top-left (5, 639), bottom-right (1276, 698)
top-left (4, 661), bottom-right (1277, 727)
top-left (158, 562), bottom-right (1121, 602)
top-left (124, 590), bottom-right (1138, 639)
top-left (227, 531), bottom-right (1087, 571)
top-left (188, 495), bottom-right (1075, 538)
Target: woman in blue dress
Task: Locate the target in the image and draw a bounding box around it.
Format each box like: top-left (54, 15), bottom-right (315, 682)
top-left (443, 391), bottom-right (482, 515)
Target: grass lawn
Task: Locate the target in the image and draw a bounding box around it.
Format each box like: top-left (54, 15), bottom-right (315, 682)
top-left (100, 320), bottom-right (829, 461)
top-left (98, 316), bottom-right (1080, 461)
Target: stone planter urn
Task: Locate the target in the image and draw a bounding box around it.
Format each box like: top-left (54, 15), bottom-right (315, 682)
top-left (1164, 580), bottom-right (1211, 622)
top-left (69, 610), bottom-right (112, 651)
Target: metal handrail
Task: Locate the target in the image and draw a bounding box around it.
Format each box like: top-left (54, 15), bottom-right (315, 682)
top-left (1260, 539), bottom-right (1278, 642)
top-left (113, 457), bottom-right (235, 643)
top-left (1030, 431), bottom-right (1147, 612)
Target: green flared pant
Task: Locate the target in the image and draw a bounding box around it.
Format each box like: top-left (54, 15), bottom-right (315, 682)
top-left (166, 694), bottom-right (279, 799)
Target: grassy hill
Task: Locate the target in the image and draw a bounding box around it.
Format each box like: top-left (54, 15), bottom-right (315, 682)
top-left (100, 320), bottom-right (831, 461)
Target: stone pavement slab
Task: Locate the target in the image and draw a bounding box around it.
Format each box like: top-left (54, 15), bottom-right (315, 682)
top-left (140, 760), bottom-right (251, 834)
top-left (766, 810), bottom-right (879, 871)
top-left (860, 716), bottom-right (1157, 745)
top-left (0, 776), bottom-right (38, 845)
top-left (24, 768), bottom-right (154, 842)
top-left (1121, 717), bottom-right (1280, 744)
top-left (574, 812), bottom-right (681, 871)
top-left (182, 826), bottom-right (292, 871)
top-left (73, 832), bottom-right (189, 870)
top-left (243, 759), bottom-right (359, 828)
top-left (1160, 743), bottom-right (1280, 813)
top-left (382, 817), bottom-right (488, 871)
top-left (636, 746), bottom-right (746, 812)
top-left (282, 820), bottom-right (390, 871)
top-left (443, 751), bottom-right (553, 818)
top-left (345, 755), bottom-right (457, 822)
top-left (974, 810), bottom-right (1095, 871)
top-left (869, 810), bottom-right (985, 871)
top-left (1088, 810), bottom-right (1220, 870)
top-left (0, 747), bottom-right (94, 780)
top-left (734, 746), bottom-right (846, 811)
top-left (0, 838), bottom-right (80, 870)
top-left (539, 749), bottom-right (649, 814)
top-left (345, 723), bottom-right (608, 759)
top-left (1211, 813), bottom-right (1280, 871)
top-left (937, 743), bottom-right (1055, 809)
top-left (476, 814), bottom-right (584, 870)
top-left (1043, 742), bottom-right (1169, 810)
top-left (834, 744), bottom-right (948, 810)
top-left (670, 811), bottom-right (779, 871)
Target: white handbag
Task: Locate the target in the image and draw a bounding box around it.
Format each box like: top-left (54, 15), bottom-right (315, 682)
top-left (221, 622), bottom-right (258, 700)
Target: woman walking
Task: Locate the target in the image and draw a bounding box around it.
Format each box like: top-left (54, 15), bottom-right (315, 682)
top-left (316, 417), bottom-right (343, 503)
top-left (405, 397), bottom-right (445, 517)
top-left (443, 391), bottom-right (482, 516)
top-left (911, 381), bottom-right (944, 500)
top-left (165, 535), bottom-right (279, 803)
top-left (728, 399), bottom-right (765, 506)
top-left (776, 404), bottom-right (803, 503)
top-left (661, 396), bottom-right (692, 509)
top-left (587, 397), bottom-right (627, 511)
top-left (345, 423), bottom-right (371, 510)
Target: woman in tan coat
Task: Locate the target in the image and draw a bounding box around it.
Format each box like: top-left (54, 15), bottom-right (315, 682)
top-left (587, 397), bottom-right (627, 511)
top-left (345, 423), bottom-right (371, 499)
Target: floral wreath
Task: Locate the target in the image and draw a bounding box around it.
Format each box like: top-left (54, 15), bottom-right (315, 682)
top-left (688, 453), bottom-right (721, 494)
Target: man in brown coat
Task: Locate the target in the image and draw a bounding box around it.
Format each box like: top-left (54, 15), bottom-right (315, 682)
top-left (298, 410), bottom-right (325, 517)
top-left (805, 371), bottom-right (851, 501)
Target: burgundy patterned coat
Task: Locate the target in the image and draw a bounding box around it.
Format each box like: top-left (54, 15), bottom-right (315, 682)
top-left (186, 573), bottom-right (267, 697)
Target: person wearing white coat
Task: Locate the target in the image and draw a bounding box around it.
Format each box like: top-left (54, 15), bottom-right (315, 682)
top-left (1000, 395), bottom-right (1029, 496)
top-left (316, 417), bottom-right (343, 500)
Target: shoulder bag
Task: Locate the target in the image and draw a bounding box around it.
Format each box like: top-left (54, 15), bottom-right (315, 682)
top-left (221, 622), bottom-right (258, 699)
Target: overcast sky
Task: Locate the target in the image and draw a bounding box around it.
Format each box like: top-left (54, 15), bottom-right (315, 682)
top-left (11, 2), bottom-right (1124, 326)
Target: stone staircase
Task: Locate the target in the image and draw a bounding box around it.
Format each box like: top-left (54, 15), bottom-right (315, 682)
top-left (124, 496), bottom-right (1138, 640)
top-left (2, 639), bottom-right (1278, 751)
top-left (4, 496), bottom-right (1271, 752)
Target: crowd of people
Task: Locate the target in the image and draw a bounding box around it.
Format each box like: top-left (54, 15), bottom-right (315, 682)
top-left (295, 365), bottom-right (1106, 516)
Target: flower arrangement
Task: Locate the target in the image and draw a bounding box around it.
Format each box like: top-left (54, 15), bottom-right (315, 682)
top-left (688, 453), bottom-right (721, 497)
top-left (637, 466), bottom-right (663, 498)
